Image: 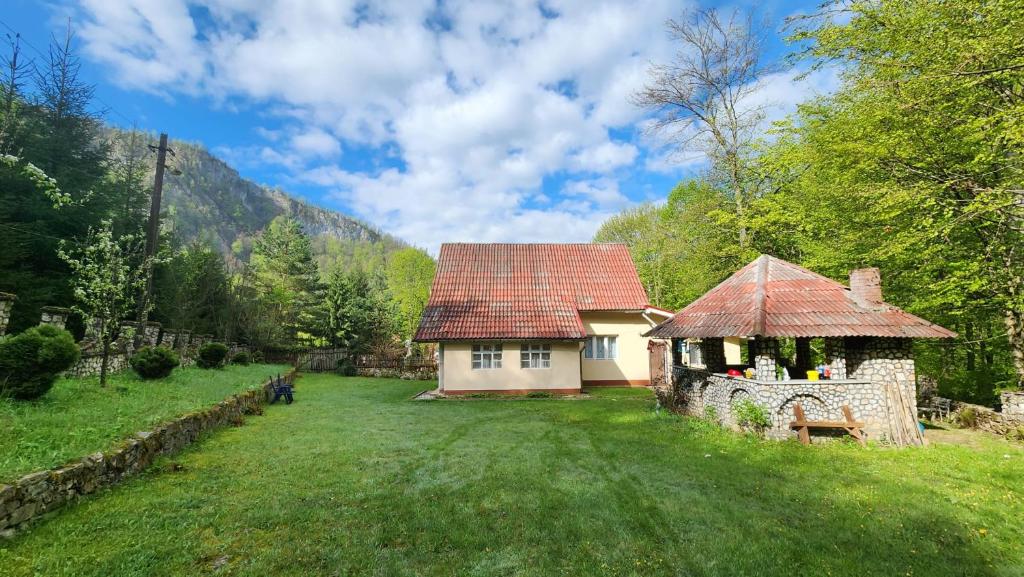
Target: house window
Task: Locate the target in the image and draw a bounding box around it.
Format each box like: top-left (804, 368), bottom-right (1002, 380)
top-left (472, 344), bottom-right (502, 369)
top-left (520, 343), bottom-right (551, 369)
top-left (584, 336), bottom-right (617, 359)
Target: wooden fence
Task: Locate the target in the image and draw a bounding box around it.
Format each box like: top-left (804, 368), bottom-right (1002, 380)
top-left (296, 348), bottom-right (349, 372)
top-left (265, 347), bottom-right (438, 373)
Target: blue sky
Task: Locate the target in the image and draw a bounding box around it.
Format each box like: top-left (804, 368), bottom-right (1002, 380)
top-left (4, 0), bottom-right (834, 252)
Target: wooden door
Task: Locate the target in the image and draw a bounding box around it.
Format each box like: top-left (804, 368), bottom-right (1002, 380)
top-left (648, 340), bottom-right (668, 387)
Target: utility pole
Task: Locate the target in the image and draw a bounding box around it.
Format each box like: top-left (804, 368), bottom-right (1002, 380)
top-left (136, 132), bottom-right (172, 335)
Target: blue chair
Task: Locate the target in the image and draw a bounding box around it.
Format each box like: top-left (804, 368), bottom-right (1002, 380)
top-left (269, 374), bottom-right (293, 404)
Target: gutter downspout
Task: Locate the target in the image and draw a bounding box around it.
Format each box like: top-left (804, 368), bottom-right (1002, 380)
top-left (437, 343), bottom-right (445, 393)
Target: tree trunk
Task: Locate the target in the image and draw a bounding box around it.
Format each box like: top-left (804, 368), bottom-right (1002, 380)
top-left (1006, 308), bottom-right (1024, 388)
top-left (965, 322), bottom-right (975, 372)
top-left (99, 337), bottom-right (111, 387)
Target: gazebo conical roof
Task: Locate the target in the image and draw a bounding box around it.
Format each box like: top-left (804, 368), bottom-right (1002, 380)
top-left (646, 255), bottom-right (956, 339)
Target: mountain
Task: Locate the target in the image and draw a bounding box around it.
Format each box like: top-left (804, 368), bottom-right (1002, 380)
top-left (108, 129), bottom-right (406, 273)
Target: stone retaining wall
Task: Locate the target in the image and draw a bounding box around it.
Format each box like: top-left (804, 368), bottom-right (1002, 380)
top-left (933, 395), bottom-right (1024, 439)
top-left (661, 366), bottom-right (894, 441)
top-left (0, 370), bottom-right (296, 537)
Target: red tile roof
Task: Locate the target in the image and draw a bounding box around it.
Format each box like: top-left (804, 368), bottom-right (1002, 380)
top-left (646, 255), bottom-right (956, 339)
top-left (414, 243), bottom-right (649, 342)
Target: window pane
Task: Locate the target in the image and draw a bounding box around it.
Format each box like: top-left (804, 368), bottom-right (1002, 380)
top-left (608, 337), bottom-right (617, 359)
top-left (494, 358), bottom-right (501, 368)
top-left (597, 337), bottom-right (606, 358)
top-left (585, 338), bottom-right (593, 358)
top-left (472, 359), bottom-right (481, 369)
top-left (541, 357), bottom-right (550, 368)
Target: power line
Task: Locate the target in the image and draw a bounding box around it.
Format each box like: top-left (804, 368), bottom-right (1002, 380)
top-left (0, 17), bottom-right (139, 127)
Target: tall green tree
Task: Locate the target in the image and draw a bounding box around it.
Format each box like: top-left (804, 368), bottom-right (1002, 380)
top-left (595, 179), bottom-right (742, 310)
top-left (151, 242), bottom-right (232, 337)
top-left (250, 216), bottom-right (321, 342)
top-left (385, 247), bottom-right (435, 348)
top-left (319, 268), bottom-right (397, 353)
top-left (749, 0), bottom-right (1024, 391)
top-left (0, 25), bottom-right (125, 334)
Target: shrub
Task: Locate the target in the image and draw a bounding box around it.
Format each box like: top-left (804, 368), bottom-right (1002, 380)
top-left (732, 398), bottom-right (771, 433)
top-left (335, 358), bottom-right (357, 376)
top-left (526, 391), bottom-right (552, 398)
top-left (130, 346), bottom-right (180, 379)
top-left (197, 342), bottom-right (229, 369)
top-left (231, 351), bottom-right (252, 366)
top-left (251, 349), bottom-right (265, 363)
top-left (0, 325), bottom-right (81, 400)
top-left (703, 405), bottom-right (719, 421)
top-left (956, 406), bottom-right (979, 429)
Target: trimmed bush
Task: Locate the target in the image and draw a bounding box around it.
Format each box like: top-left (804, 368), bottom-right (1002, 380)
top-left (130, 346), bottom-right (180, 379)
top-left (251, 350), bottom-right (265, 363)
top-left (0, 325), bottom-right (81, 400)
top-left (197, 342), bottom-right (229, 369)
top-left (231, 351), bottom-right (252, 366)
top-left (335, 358), bottom-right (357, 376)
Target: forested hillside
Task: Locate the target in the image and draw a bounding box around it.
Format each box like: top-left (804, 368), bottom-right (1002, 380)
top-left (106, 129), bottom-right (406, 273)
top-left (0, 28), bottom-right (433, 356)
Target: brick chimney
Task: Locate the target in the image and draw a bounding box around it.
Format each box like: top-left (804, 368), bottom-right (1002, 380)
top-left (850, 267), bottom-right (884, 308)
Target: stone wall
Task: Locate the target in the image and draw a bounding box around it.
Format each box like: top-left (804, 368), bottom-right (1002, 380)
top-left (0, 292), bottom-right (238, 378)
top-left (0, 371), bottom-right (296, 537)
top-left (1002, 392), bottom-right (1024, 419)
top-left (0, 293), bottom-right (14, 337)
top-left (698, 338), bottom-right (726, 373)
top-left (39, 307), bottom-right (71, 330)
top-left (65, 352), bottom-right (130, 379)
top-left (661, 366), bottom-right (895, 441)
top-left (846, 337), bottom-right (917, 414)
top-left (927, 395), bottom-right (1024, 439)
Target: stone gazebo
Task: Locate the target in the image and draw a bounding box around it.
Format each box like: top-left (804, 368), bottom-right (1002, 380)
top-left (646, 255), bottom-right (955, 444)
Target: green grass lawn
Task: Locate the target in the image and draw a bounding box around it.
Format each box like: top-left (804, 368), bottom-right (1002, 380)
top-left (0, 363), bottom-right (288, 481)
top-left (2, 375), bottom-right (1023, 577)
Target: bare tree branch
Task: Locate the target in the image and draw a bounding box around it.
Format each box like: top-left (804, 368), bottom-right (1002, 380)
top-left (634, 8), bottom-right (781, 246)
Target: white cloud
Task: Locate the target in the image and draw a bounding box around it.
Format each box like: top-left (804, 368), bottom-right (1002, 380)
top-left (72, 0), bottom-right (835, 252)
top-left (563, 178), bottom-right (630, 209)
top-left (289, 128), bottom-right (341, 159)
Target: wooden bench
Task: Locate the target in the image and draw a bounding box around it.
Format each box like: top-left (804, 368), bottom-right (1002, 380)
top-left (790, 403), bottom-right (865, 446)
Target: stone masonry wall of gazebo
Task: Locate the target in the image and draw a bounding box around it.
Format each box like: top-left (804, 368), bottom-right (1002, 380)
top-left (665, 366), bottom-right (892, 440)
top-left (658, 336), bottom-right (918, 442)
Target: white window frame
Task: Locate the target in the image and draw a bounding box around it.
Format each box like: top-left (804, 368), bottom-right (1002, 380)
top-left (520, 343), bottom-right (552, 369)
top-left (471, 344), bottom-right (502, 369)
top-left (584, 335), bottom-right (617, 360)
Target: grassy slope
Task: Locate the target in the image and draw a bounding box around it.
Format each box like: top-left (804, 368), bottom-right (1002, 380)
top-left (0, 364), bottom-right (288, 481)
top-left (2, 375), bottom-right (1023, 577)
